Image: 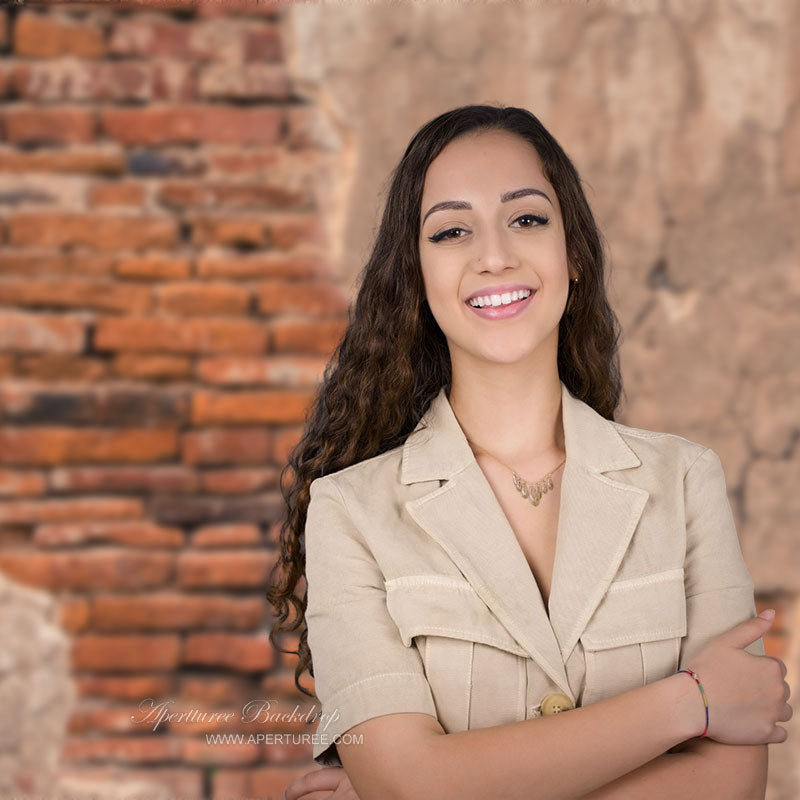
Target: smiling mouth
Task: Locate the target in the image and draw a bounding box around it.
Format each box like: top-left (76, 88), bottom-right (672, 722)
top-left (466, 288), bottom-right (533, 308)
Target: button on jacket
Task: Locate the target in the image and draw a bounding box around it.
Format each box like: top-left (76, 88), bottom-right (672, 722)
top-left (303, 380), bottom-right (765, 767)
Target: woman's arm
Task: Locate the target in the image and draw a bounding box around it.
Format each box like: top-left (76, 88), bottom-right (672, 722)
top-left (337, 671), bottom-right (710, 800)
top-left (577, 740), bottom-right (768, 800)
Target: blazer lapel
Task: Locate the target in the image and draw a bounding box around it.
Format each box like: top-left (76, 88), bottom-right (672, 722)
top-left (401, 380), bottom-right (649, 700)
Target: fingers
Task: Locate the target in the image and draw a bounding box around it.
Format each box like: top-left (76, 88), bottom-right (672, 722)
top-left (285, 767), bottom-right (346, 799)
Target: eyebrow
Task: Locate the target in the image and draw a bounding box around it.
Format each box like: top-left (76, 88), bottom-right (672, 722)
top-left (422, 187), bottom-right (553, 225)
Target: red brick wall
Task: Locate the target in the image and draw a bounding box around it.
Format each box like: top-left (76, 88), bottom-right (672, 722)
top-left (0, 2), bottom-right (347, 796)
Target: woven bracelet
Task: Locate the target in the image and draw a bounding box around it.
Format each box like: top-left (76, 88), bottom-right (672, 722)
top-left (675, 667), bottom-right (709, 739)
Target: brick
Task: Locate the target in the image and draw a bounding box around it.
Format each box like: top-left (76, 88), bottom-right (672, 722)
top-left (208, 147), bottom-right (283, 174)
top-left (68, 704), bottom-right (146, 735)
top-left (272, 426), bottom-right (304, 465)
top-left (76, 675), bottom-right (174, 701)
top-left (267, 213), bottom-right (327, 249)
top-left (112, 353), bottom-right (193, 381)
top-left (62, 735), bottom-right (183, 763)
top-left (155, 282), bottom-right (251, 315)
top-left (196, 251), bottom-right (332, 280)
top-left (2, 106), bottom-right (96, 145)
top-left (191, 389), bottom-right (313, 425)
top-left (0, 468), bottom-right (47, 496)
top-left (0, 496), bottom-right (143, 524)
top-left (157, 180), bottom-right (306, 210)
top-left (8, 213), bottom-right (178, 250)
top-left (177, 550), bottom-right (273, 589)
top-left (243, 23), bottom-right (283, 62)
top-left (0, 251), bottom-right (116, 277)
top-left (195, 355), bottom-right (326, 387)
top-left (201, 468), bottom-right (277, 495)
top-left (73, 634), bottom-right (181, 673)
top-left (261, 669), bottom-right (314, 698)
top-left (0, 311), bottom-right (85, 354)
top-left (198, 63), bottom-right (291, 101)
top-left (0, 550), bottom-right (173, 591)
top-left (33, 520), bottom-right (185, 548)
top-left (88, 181), bottom-right (146, 207)
top-left (192, 523), bottom-right (263, 548)
top-left (271, 318), bottom-right (347, 355)
top-left (183, 633), bottom-right (275, 672)
top-left (58, 767), bottom-right (201, 799)
top-left (189, 215), bottom-right (271, 248)
top-left (0, 146), bottom-right (126, 175)
top-left (13, 61), bottom-right (196, 102)
top-left (179, 676), bottom-right (249, 705)
top-left (150, 493), bottom-right (282, 527)
top-left (50, 465), bottom-right (198, 493)
top-left (195, 0), bottom-right (283, 16)
top-left (0, 427), bottom-right (178, 466)
top-left (0, 383), bottom-right (186, 425)
top-left (101, 106), bottom-right (283, 146)
top-left (181, 427), bottom-right (271, 466)
top-left (17, 355), bottom-right (108, 381)
top-left (95, 316), bottom-right (269, 355)
top-left (0, 278), bottom-right (152, 314)
top-left (255, 279), bottom-right (349, 317)
top-left (13, 355), bottom-right (104, 383)
top-left (109, 16), bottom-right (217, 61)
top-left (91, 592), bottom-right (265, 631)
top-left (115, 255), bottom-right (191, 280)
top-left (14, 11), bottom-right (106, 58)
top-left (184, 737), bottom-right (261, 764)
top-left (59, 596), bottom-right (91, 634)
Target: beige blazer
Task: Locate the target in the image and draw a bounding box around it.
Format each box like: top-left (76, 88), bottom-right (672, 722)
top-left (304, 380), bottom-right (764, 767)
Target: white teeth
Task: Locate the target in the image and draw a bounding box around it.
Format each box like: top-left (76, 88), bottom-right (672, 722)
top-left (469, 288), bottom-right (532, 308)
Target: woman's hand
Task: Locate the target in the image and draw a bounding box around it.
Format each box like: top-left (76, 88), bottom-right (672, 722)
top-left (283, 766), bottom-right (361, 800)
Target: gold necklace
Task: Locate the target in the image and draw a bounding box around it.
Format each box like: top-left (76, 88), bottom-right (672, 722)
top-left (468, 440), bottom-right (566, 507)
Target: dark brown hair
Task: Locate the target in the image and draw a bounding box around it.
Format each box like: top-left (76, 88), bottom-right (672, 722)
top-left (266, 103), bottom-right (623, 696)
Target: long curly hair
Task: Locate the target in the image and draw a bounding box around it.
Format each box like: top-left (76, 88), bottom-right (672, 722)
top-left (266, 103), bottom-right (624, 697)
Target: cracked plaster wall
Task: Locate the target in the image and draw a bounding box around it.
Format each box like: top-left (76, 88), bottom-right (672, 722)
top-left (284, 2), bottom-right (799, 795)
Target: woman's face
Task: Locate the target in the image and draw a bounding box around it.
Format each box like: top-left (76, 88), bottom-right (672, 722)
top-left (418, 129), bottom-right (573, 369)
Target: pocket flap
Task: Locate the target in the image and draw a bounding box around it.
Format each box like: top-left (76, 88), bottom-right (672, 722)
top-left (385, 575), bottom-right (528, 657)
top-left (581, 568), bottom-right (687, 650)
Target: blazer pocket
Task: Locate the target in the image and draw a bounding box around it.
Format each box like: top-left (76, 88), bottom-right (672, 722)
top-left (385, 576), bottom-right (528, 733)
top-left (580, 568), bottom-right (687, 705)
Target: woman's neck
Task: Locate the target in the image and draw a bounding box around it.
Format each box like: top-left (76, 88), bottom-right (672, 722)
top-left (447, 372), bottom-right (565, 471)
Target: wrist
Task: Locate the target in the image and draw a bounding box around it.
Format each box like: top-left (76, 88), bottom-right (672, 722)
top-left (661, 671), bottom-right (708, 743)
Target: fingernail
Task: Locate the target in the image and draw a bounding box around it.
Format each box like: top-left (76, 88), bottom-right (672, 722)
top-left (759, 608), bottom-right (775, 619)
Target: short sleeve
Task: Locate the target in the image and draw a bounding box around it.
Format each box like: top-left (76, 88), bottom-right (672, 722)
top-left (678, 447), bottom-right (765, 672)
top-left (304, 476), bottom-right (437, 767)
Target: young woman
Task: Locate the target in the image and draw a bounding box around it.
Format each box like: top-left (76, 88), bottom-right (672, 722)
top-left (269, 105), bottom-right (791, 800)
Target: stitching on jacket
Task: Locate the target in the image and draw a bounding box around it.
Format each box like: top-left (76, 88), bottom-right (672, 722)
top-left (584, 626), bottom-right (685, 648)
top-left (385, 575), bottom-right (473, 591)
top-left (333, 671), bottom-right (430, 696)
top-left (683, 445), bottom-right (711, 482)
top-left (685, 583), bottom-right (754, 600)
top-left (403, 625), bottom-right (525, 654)
top-left (606, 568), bottom-right (685, 592)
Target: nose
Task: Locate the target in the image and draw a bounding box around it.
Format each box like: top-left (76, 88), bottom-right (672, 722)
top-left (474, 226), bottom-right (520, 273)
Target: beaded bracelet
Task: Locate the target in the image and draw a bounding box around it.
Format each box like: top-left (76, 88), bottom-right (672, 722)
top-left (675, 667), bottom-right (709, 738)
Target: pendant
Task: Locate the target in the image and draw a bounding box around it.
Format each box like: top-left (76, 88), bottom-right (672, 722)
top-left (513, 470), bottom-right (555, 507)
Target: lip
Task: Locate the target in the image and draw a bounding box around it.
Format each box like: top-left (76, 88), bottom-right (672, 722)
top-left (465, 288), bottom-right (536, 320)
top-left (465, 282), bottom-right (534, 302)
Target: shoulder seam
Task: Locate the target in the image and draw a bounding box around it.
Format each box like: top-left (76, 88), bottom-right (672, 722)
top-left (683, 445), bottom-right (712, 481)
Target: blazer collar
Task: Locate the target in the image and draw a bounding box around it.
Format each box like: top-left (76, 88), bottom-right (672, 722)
top-left (400, 380), bottom-right (649, 701)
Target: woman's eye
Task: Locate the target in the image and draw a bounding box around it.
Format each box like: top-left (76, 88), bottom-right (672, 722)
top-left (427, 227), bottom-right (466, 243)
top-left (426, 213), bottom-right (549, 243)
top-left (513, 213), bottom-right (550, 228)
